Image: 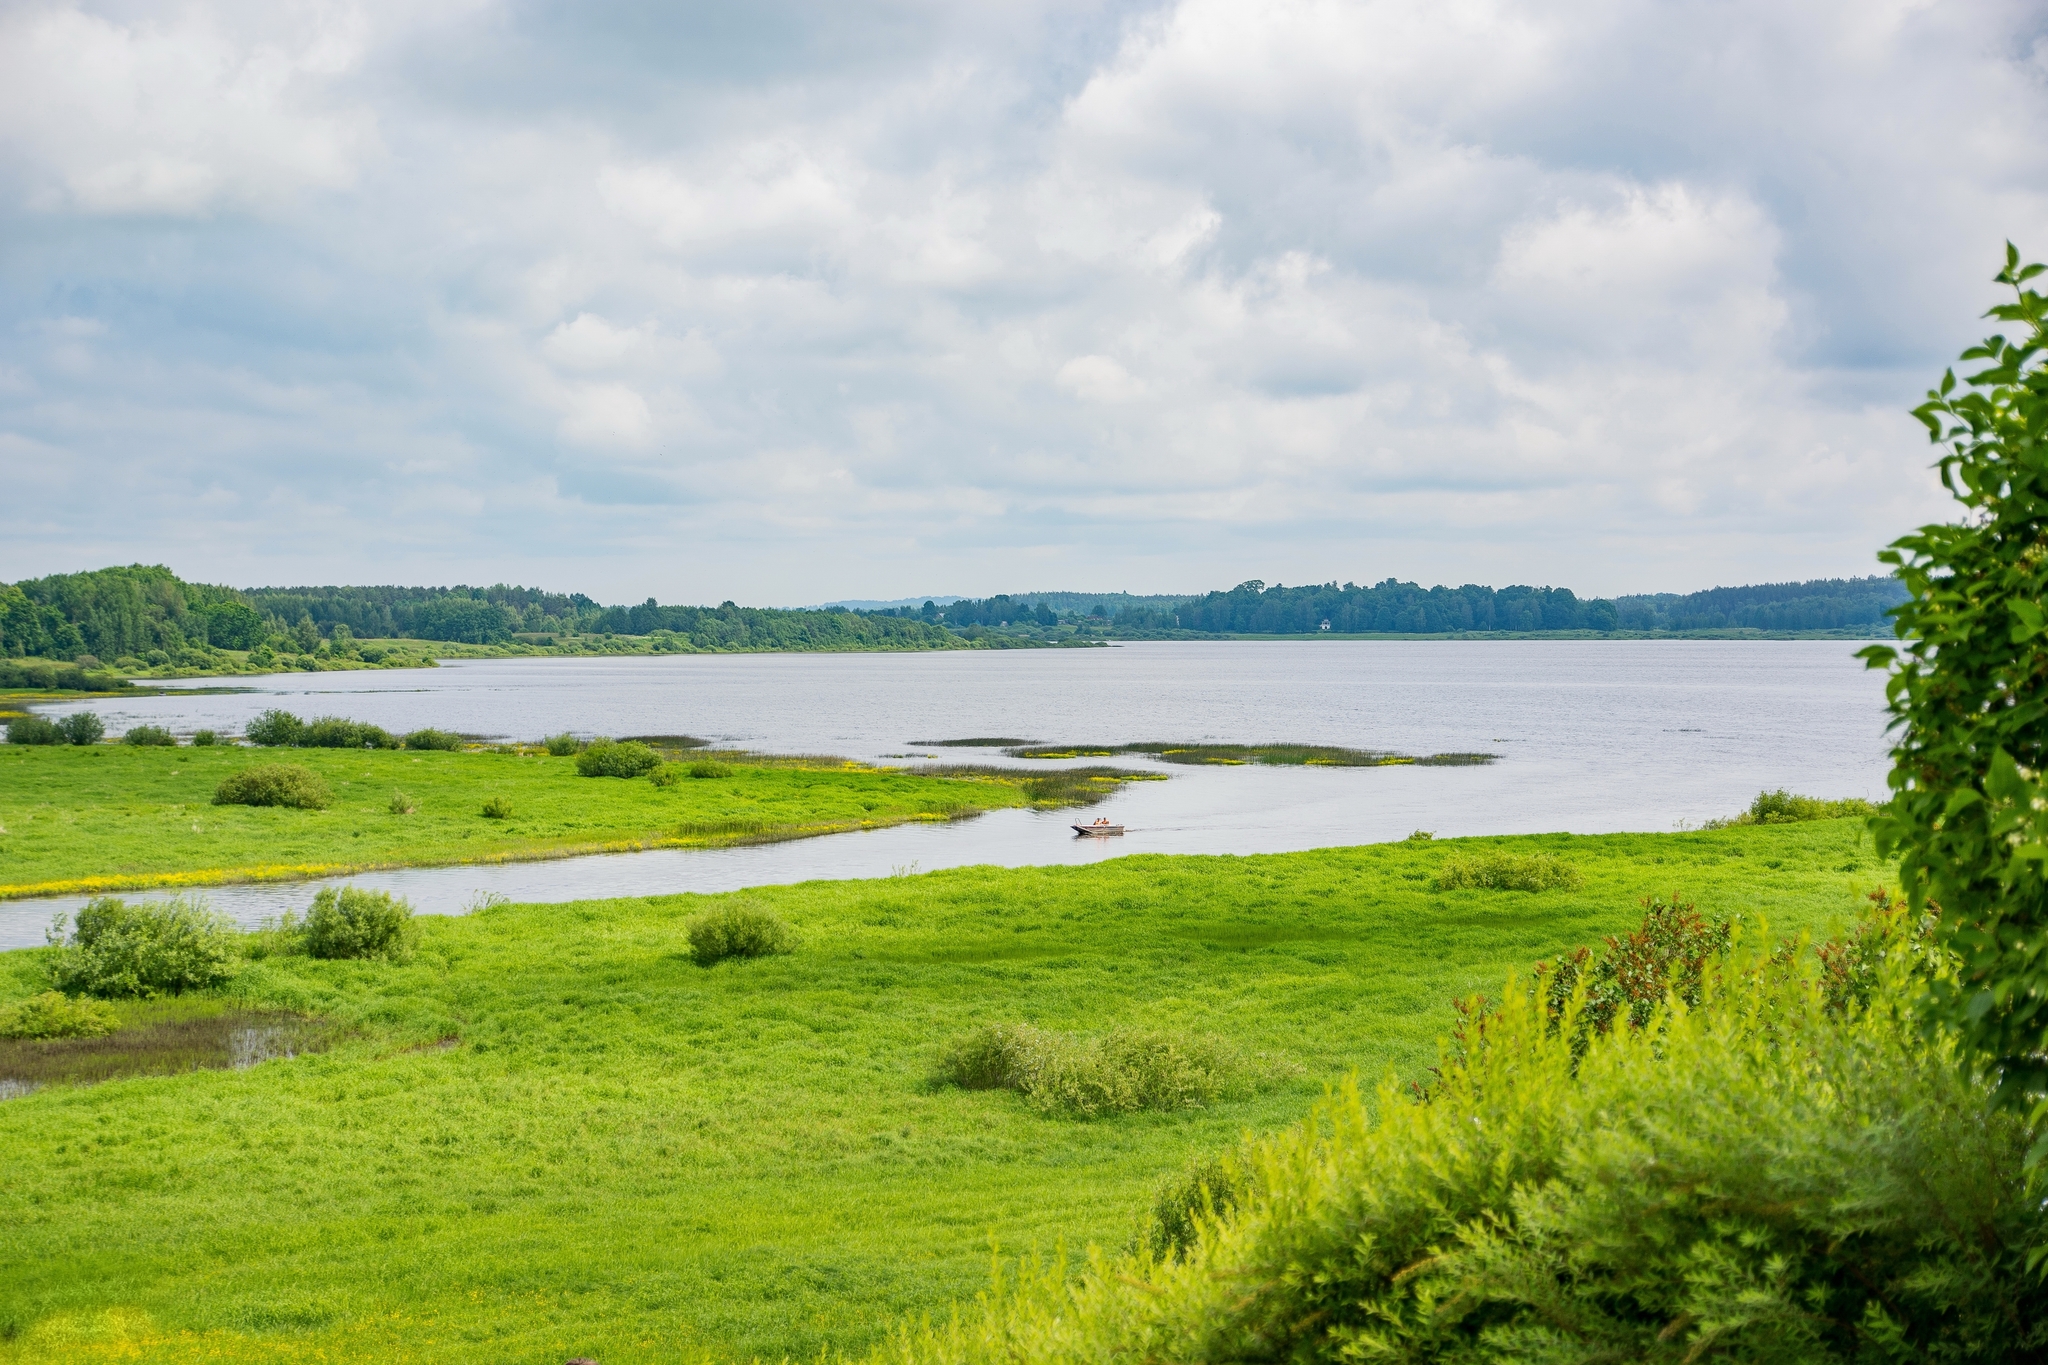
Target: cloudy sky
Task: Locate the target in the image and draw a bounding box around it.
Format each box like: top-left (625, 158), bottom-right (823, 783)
top-left (2, 0), bottom-right (2045, 605)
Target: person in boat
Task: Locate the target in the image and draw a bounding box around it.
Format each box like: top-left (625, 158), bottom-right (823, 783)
top-left (1092, 817), bottom-right (1110, 826)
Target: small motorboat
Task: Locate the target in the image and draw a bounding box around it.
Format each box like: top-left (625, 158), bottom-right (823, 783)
top-left (1073, 818), bottom-right (1125, 837)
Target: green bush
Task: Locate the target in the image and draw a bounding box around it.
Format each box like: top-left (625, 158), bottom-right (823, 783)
top-left (243, 709), bottom-right (304, 746)
top-left (45, 896), bottom-right (238, 998)
top-left (5, 715), bottom-right (62, 745)
top-left (0, 990), bottom-right (118, 1040)
top-left (1433, 850), bottom-right (1583, 892)
top-left (388, 790), bottom-right (416, 815)
top-left (543, 732), bottom-right (582, 756)
top-left (686, 903), bottom-right (795, 965)
top-left (480, 796), bottom-right (513, 819)
top-left (303, 886), bottom-right (416, 962)
top-left (688, 759), bottom-right (734, 779)
top-left (1137, 1153), bottom-right (1254, 1262)
top-left (123, 724), bottom-right (176, 747)
top-left (934, 1023), bottom-right (1268, 1119)
top-left (402, 728), bottom-right (461, 751)
top-left (1704, 788), bottom-right (1881, 828)
top-left (576, 739), bottom-right (660, 778)
top-left (892, 915), bottom-right (2048, 1363)
top-left (212, 764), bottom-right (332, 810)
top-left (301, 716), bottom-right (396, 749)
top-left (647, 763), bottom-right (681, 788)
top-left (57, 712), bottom-right (104, 745)
top-left (191, 729), bottom-right (219, 747)
top-left (1865, 245), bottom-right (2048, 1095)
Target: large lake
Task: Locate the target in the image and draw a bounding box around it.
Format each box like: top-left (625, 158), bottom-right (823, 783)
top-left (6, 641), bottom-right (1891, 945)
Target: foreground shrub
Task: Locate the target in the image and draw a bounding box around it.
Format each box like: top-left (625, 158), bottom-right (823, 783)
top-left (543, 732), bottom-right (582, 756)
top-left (5, 715), bottom-right (62, 745)
top-left (243, 708), bottom-right (305, 746)
top-left (935, 1023), bottom-right (1273, 1119)
top-left (895, 917), bottom-right (2048, 1364)
top-left (213, 764), bottom-right (331, 810)
top-left (688, 759), bottom-right (735, 779)
top-left (301, 716), bottom-right (396, 749)
top-left (0, 990), bottom-right (118, 1040)
top-left (124, 724), bottom-right (176, 746)
top-left (1433, 849), bottom-right (1583, 892)
top-left (576, 738), bottom-right (660, 778)
top-left (303, 886), bottom-right (416, 962)
top-left (402, 728), bottom-right (461, 751)
top-left (45, 896), bottom-right (238, 998)
top-left (1533, 893), bottom-right (1733, 1037)
top-left (57, 712), bottom-right (104, 745)
top-left (686, 903), bottom-right (795, 964)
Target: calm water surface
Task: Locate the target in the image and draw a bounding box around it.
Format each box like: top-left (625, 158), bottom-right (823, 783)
top-left (4, 642), bottom-right (1890, 946)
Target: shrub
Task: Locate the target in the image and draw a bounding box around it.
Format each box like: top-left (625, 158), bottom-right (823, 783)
top-left (388, 790), bottom-right (416, 815)
top-left (301, 716), bottom-right (396, 749)
top-left (244, 709), bottom-right (304, 747)
top-left (1865, 245), bottom-right (2048, 1095)
top-left (686, 903), bottom-right (795, 964)
top-left (688, 759), bottom-right (735, 779)
top-left (897, 917), bottom-right (2048, 1362)
top-left (1137, 1153), bottom-right (1254, 1262)
top-left (191, 729), bottom-right (219, 747)
top-left (1433, 850), bottom-right (1583, 892)
top-left (1703, 788), bottom-right (1881, 828)
top-left (5, 715), bottom-right (62, 745)
top-left (480, 796), bottom-right (512, 819)
top-left (402, 728), bottom-right (461, 751)
top-left (0, 990), bottom-right (118, 1040)
top-left (124, 724), bottom-right (176, 746)
top-left (302, 886), bottom-right (416, 962)
top-left (213, 764), bottom-right (331, 810)
top-left (57, 712), bottom-right (104, 745)
top-left (934, 1023), bottom-right (1267, 1119)
top-left (45, 896), bottom-right (238, 998)
top-left (648, 763), bottom-right (681, 788)
top-left (543, 732), bottom-right (582, 756)
top-left (576, 739), bottom-right (660, 778)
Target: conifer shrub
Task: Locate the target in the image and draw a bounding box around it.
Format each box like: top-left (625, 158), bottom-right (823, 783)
top-left (45, 896), bottom-right (238, 998)
top-left (302, 887), bottom-right (416, 962)
top-left (123, 724), bottom-right (176, 746)
top-left (402, 728), bottom-right (461, 751)
top-left (57, 712), bottom-right (104, 745)
top-left (543, 732), bottom-right (582, 756)
top-left (6, 715), bottom-right (62, 745)
top-left (902, 910), bottom-right (2048, 1363)
top-left (480, 796), bottom-right (513, 819)
top-left (934, 1023), bottom-right (1270, 1119)
top-left (0, 990), bottom-right (118, 1040)
top-left (1433, 849), bottom-right (1583, 892)
top-left (213, 764), bottom-right (331, 810)
top-left (244, 709), bottom-right (304, 746)
top-left (576, 739), bottom-right (660, 778)
top-left (686, 902), bottom-right (795, 964)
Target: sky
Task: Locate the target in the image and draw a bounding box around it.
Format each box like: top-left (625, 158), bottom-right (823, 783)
top-left (2, 0), bottom-right (2046, 606)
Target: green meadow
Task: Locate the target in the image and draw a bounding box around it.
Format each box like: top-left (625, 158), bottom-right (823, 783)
top-left (0, 820), bottom-right (1884, 1364)
top-left (0, 745), bottom-right (1050, 898)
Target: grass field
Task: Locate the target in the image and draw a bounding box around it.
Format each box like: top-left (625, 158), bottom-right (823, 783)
top-left (0, 745), bottom-right (1055, 898)
top-left (0, 820), bottom-right (1885, 1363)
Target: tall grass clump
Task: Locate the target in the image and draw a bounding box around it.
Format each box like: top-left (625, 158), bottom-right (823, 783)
top-left (576, 738), bottom-right (660, 778)
top-left (45, 896), bottom-right (238, 998)
top-left (888, 909), bottom-right (2048, 1364)
top-left (0, 990), bottom-right (118, 1040)
top-left (401, 728), bottom-right (462, 751)
top-left (934, 1024), bottom-right (1274, 1119)
top-left (57, 712), bottom-right (104, 745)
top-left (5, 715), bottom-right (62, 745)
top-left (686, 902), bottom-right (795, 965)
top-left (543, 732), bottom-right (582, 756)
top-left (212, 764), bottom-right (331, 810)
top-left (1433, 849), bottom-right (1584, 891)
top-left (303, 886), bottom-right (417, 962)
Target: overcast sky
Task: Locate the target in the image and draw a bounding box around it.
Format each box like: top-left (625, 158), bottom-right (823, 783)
top-left (3, 0), bottom-right (2045, 605)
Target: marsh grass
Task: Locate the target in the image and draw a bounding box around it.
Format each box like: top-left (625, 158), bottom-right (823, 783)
top-left (910, 738), bottom-right (1041, 747)
top-left (934, 1023), bottom-right (1288, 1119)
top-left (1004, 742), bottom-right (1496, 767)
top-left (0, 1003), bottom-right (328, 1094)
top-left (916, 764), bottom-right (1158, 808)
top-left (620, 734), bottom-right (710, 751)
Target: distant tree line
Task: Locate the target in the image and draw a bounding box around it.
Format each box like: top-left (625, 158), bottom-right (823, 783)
top-left (1173, 580), bottom-right (1620, 633)
top-left (1612, 576), bottom-right (1905, 632)
top-left (2, 565), bottom-right (265, 660)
